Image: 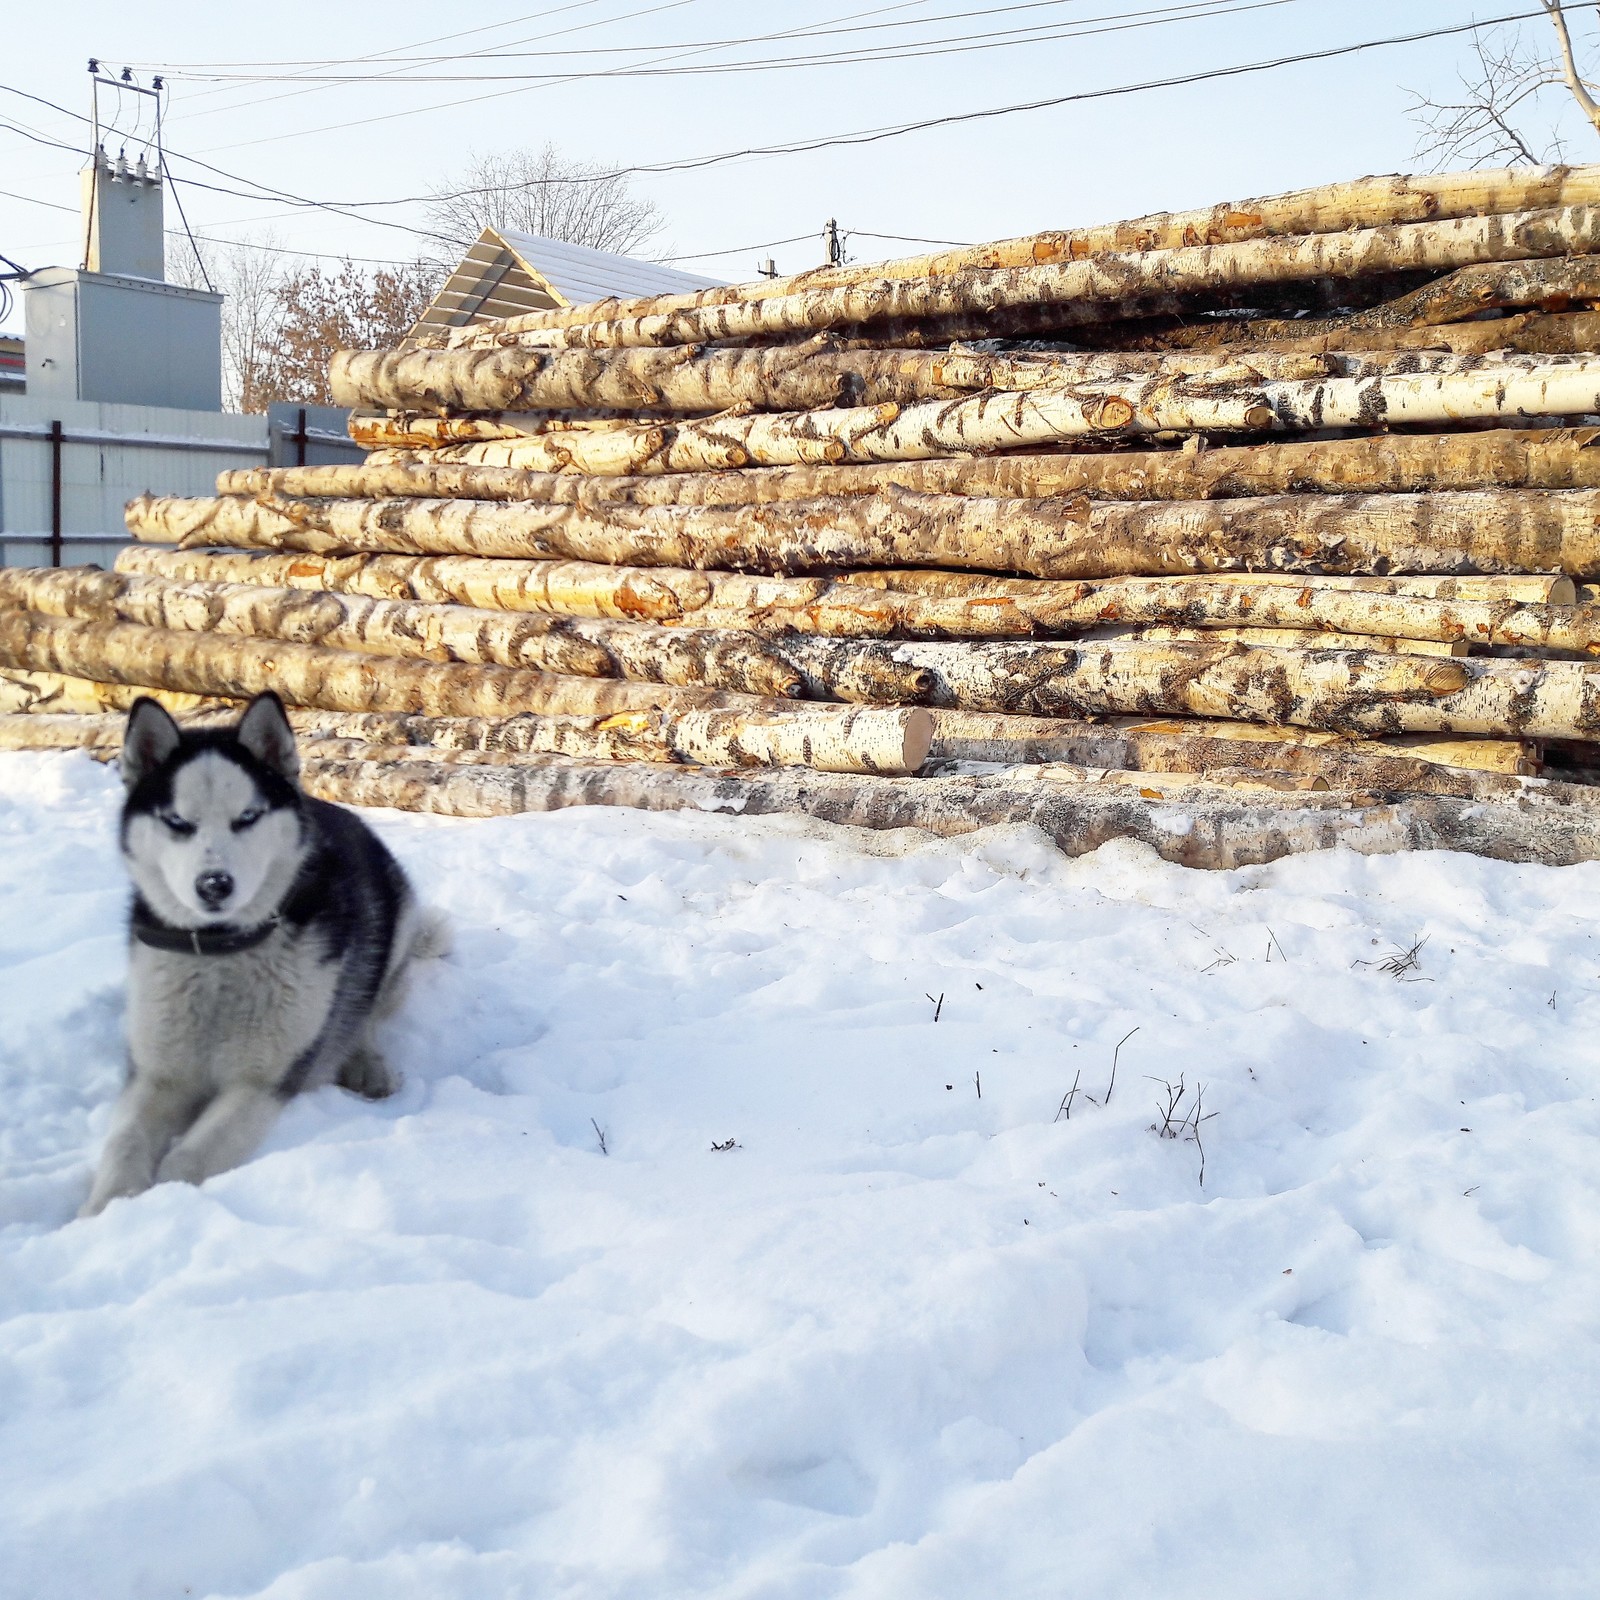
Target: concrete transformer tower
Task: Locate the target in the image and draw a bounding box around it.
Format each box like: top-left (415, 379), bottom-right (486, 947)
top-left (24, 147), bottom-right (224, 412)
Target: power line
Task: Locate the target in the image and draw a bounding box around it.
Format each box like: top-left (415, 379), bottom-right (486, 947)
top-left (660, 232), bottom-right (819, 261)
top-left (0, 106), bottom-right (463, 247)
top-left (0, 172), bottom-right (773, 272)
top-left (144, 0), bottom-right (1299, 94)
top-left (170, 0), bottom-right (708, 122)
top-left (662, 224), bottom-right (978, 262)
top-left (565, 7), bottom-right (1567, 181)
top-left (0, 182), bottom-right (424, 265)
top-left (0, 8), bottom-right (1557, 247)
top-left (131, 0), bottom-right (1234, 67)
top-left (193, 0), bottom-right (937, 152)
top-left (182, 5), bottom-right (1559, 181)
top-left (187, 1), bottom-right (1300, 84)
top-left (150, 0), bottom-right (1291, 78)
top-left (848, 229), bottom-right (975, 246)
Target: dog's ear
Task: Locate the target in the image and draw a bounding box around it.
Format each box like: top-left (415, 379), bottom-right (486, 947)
top-left (121, 698), bottom-right (182, 790)
top-left (236, 692), bottom-right (300, 782)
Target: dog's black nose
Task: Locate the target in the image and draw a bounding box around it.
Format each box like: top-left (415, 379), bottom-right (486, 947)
top-left (195, 870), bottom-right (234, 910)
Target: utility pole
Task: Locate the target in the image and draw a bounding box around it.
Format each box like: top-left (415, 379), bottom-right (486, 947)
top-left (757, 257), bottom-right (778, 279)
top-left (823, 218), bottom-right (847, 267)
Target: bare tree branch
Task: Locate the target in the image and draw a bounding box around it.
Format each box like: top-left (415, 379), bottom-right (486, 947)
top-left (425, 143), bottom-right (666, 261)
top-left (168, 235), bottom-right (289, 412)
top-left (1543, 0), bottom-right (1600, 137)
top-left (1407, 26), bottom-right (1564, 171)
top-left (1408, 5), bottom-right (1600, 172)
top-left (171, 241), bottom-right (441, 410)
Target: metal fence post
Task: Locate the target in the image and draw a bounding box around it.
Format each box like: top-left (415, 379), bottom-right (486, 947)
top-left (49, 420), bottom-right (63, 568)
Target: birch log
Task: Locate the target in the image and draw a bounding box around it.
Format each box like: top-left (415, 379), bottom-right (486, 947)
top-left (216, 428), bottom-right (1600, 509)
top-left (1091, 626), bottom-right (1466, 656)
top-left (296, 756), bottom-right (1600, 871)
top-left (279, 709), bottom-right (1538, 779)
top-left (671, 629), bottom-right (1600, 742)
top-left (421, 167), bottom-right (1600, 340)
top-left (290, 709), bottom-right (1541, 779)
top-left (0, 567), bottom-right (811, 699)
top-left (850, 569), bottom-right (1575, 604)
top-left (10, 605), bottom-right (1598, 737)
top-left (127, 489), bottom-right (1118, 578)
top-left (342, 360), bottom-right (1600, 471)
top-left (0, 610), bottom-right (784, 719)
top-left (433, 207), bottom-right (1600, 350)
top-left (306, 739), bottom-right (1327, 795)
top-left (0, 710), bottom-right (241, 751)
top-left (925, 712), bottom-right (1539, 786)
top-left (304, 704), bottom-right (930, 775)
top-left (287, 708), bottom-right (1536, 795)
top-left (328, 341), bottom-right (1539, 416)
top-left (0, 706), bottom-right (1537, 797)
top-left (282, 708), bottom-right (1537, 784)
top-left (1248, 310), bottom-right (1600, 358)
top-left (115, 546), bottom-right (1594, 650)
top-left (122, 487), bottom-right (1600, 579)
top-left (0, 668), bottom-right (230, 717)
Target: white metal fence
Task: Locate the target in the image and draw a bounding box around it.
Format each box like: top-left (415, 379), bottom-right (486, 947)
top-left (0, 395), bottom-right (270, 570)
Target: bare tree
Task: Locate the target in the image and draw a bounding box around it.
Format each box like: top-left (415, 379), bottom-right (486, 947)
top-left (425, 143), bottom-right (665, 258)
top-left (1409, 2), bottom-right (1600, 170)
top-left (171, 239), bottom-right (441, 409)
top-left (168, 234), bottom-right (289, 413)
top-left (1545, 0), bottom-right (1600, 139)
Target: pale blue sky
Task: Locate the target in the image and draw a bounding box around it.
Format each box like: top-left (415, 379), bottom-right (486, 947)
top-left (2, 0), bottom-right (1595, 334)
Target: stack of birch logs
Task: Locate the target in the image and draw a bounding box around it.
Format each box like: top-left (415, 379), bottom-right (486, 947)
top-left (19, 164), bottom-right (1600, 866)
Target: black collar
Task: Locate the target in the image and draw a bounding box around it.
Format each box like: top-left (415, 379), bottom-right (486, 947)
top-left (127, 841), bottom-right (328, 959)
top-left (131, 908), bottom-right (281, 956)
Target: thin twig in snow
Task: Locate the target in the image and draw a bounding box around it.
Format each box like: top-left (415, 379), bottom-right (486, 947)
top-left (1105, 1027), bottom-right (1139, 1107)
top-left (590, 1118), bottom-right (609, 1156)
top-left (1353, 934), bottom-right (1433, 981)
top-left (1054, 1068), bottom-right (1082, 1124)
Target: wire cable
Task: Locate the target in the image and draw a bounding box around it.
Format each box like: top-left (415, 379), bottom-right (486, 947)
top-left (171, 0), bottom-right (708, 121)
top-left (847, 229), bottom-right (976, 246)
top-left (153, 0), bottom-right (1295, 81)
top-left (135, 0), bottom-right (1224, 67)
top-left (659, 232), bottom-right (820, 261)
top-left (0, 8), bottom-right (1560, 243)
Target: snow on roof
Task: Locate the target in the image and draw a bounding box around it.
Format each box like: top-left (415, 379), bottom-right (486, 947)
top-left (407, 227), bottom-right (724, 342)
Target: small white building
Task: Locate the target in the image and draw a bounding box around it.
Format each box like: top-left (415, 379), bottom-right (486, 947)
top-left (2, 152), bottom-right (269, 568)
top-left (408, 229), bottom-right (723, 343)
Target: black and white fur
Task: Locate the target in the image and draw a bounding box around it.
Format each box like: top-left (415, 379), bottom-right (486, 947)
top-left (80, 693), bottom-right (439, 1216)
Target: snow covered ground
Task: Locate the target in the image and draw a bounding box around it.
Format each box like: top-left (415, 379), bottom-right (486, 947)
top-left (3, 749), bottom-right (1600, 1599)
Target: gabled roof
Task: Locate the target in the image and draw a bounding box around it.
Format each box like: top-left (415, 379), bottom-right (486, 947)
top-left (408, 228), bottom-right (723, 342)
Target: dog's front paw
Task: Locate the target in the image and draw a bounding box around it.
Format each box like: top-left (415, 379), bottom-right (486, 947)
top-left (154, 1146), bottom-right (209, 1187)
top-left (337, 1045), bottom-right (398, 1100)
top-left (79, 1177), bottom-right (150, 1218)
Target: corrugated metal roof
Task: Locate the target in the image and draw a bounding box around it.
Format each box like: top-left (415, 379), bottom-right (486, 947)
top-left (406, 228), bottom-right (724, 342)
top-left (497, 231), bottom-right (722, 307)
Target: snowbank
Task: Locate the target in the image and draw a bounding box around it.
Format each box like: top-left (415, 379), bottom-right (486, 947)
top-left (2, 751), bottom-right (1598, 1598)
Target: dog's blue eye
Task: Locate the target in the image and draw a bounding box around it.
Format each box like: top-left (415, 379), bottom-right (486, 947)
top-left (162, 814), bottom-right (196, 837)
top-left (232, 807), bottom-right (264, 831)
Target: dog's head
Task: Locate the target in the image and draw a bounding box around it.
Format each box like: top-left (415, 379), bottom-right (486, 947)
top-left (120, 694), bottom-right (308, 928)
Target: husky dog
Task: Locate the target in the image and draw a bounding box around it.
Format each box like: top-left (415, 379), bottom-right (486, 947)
top-left (80, 692), bottom-right (437, 1217)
